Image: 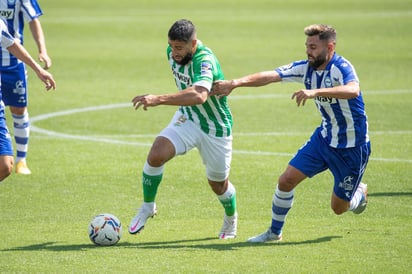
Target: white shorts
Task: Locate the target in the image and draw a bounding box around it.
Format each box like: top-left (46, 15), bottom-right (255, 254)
top-left (159, 110), bottom-right (232, 182)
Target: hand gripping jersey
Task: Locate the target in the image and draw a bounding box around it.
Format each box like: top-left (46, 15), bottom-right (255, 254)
top-left (167, 41), bottom-right (233, 138)
top-left (276, 53), bottom-right (369, 148)
top-left (0, 0), bottom-right (42, 69)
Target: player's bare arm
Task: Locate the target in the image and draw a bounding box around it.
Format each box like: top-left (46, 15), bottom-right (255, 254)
top-left (6, 41), bottom-right (55, 91)
top-left (211, 70), bottom-right (281, 97)
top-left (29, 18), bottom-right (52, 69)
top-left (292, 81), bottom-right (360, 107)
top-left (132, 85), bottom-right (208, 111)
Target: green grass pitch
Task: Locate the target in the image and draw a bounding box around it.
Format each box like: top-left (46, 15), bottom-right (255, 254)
top-left (0, 0), bottom-right (411, 273)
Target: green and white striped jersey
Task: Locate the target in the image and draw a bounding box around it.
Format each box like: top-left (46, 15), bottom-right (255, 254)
top-left (167, 41), bottom-right (233, 137)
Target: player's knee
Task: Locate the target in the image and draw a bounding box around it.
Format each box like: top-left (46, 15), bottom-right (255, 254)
top-left (9, 106), bottom-right (27, 116)
top-left (332, 207), bottom-right (346, 215)
top-left (331, 202), bottom-right (349, 215)
top-left (147, 149), bottom-right (171, 167)
top-left (278, 165), bottom-right (306, 192)
top-left (278, 173), bottom-right (297, 192)
top-left (147, 157), bottom-right (165, 167)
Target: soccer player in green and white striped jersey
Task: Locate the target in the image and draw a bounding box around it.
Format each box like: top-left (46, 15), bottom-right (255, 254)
top-left (129, 19), bottom-right (237, 240)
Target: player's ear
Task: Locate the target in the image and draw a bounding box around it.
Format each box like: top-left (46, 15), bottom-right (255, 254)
top-left (327, 41), bottom-right (335, 52)
top-left (191, 39), bottom-right (197, 49)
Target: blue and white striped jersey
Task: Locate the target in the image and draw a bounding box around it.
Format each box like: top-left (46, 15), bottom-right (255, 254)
top-left (0, 18), bottom-right (17, 105)
top-left (0, 0), bottom-right (42, 69)
top-left (276, 53), bottom-right (369, 148)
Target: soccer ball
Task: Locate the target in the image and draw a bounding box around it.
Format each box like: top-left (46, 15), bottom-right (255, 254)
top-left (88, 213), bottom-right (122, 246)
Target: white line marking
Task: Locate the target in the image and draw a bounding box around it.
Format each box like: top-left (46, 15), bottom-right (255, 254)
top-left (30, 91), bottom-right (412, 163)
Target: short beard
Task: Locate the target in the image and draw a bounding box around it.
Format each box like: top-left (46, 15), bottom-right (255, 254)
top-left (175, 53), bottom-right (193, 65)
top-left (308, 50), bottom-right (328, 69)
top-left (308, 56), bottom-right (326, 69)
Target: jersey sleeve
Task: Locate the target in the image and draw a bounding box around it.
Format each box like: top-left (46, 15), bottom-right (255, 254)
top-left (21, 0), bottom-right (43, 22)
top-left (334, 58), bottom-right (360, 85)
top-left (191, 51), bottom-right (215, 91)
top-left (0, 20), bottom-right (15, 48)
top-left (275, 60), bottom-right (308, 83)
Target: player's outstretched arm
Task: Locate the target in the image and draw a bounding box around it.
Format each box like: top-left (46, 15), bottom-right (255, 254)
top-left (211, 70), bottom-right (281, 97)
top-left (6, 41), bottom-right (56, 91)
top-left (132, 86), bottom-right (208, 111)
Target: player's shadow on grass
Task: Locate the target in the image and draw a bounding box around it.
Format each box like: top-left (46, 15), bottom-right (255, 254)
top-left (369, 192), bottom-right (412, 197)
top-left (1, 236), bottom-right (341, 252)
top-left (130, 235), bottom-right (342, 251)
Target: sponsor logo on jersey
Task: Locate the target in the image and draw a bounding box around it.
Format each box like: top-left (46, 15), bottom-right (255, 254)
top-left (172, 69), bottom-right (191, 86)
top-left (278, 63), bottom-right (293, 71)
top-left (200, 62), bottom-right (212, 75)
top-left (315, 96), bottom-right (336, 104)
top-left (0, 9), bottom-right (14, 19)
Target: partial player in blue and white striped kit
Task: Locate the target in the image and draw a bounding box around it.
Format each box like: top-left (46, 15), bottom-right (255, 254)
top-left (212, 24), bottom-right (371, 242)
top-left (0, 17), bottom-right (55, 182)
top-left (0, 0), bottom-right (52, 174)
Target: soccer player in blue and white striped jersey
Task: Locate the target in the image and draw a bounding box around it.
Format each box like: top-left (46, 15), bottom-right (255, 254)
top-left (212, 24), bottom-right (371, 242)
top-left (0, 17), bottom-right (55, 182)
top-left (129, 19), bottom-right (237, 239)
top-left (0, 0), bottom-right (52, 175)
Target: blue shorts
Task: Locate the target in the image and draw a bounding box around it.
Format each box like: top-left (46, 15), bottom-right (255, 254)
top-left (290, 128), bottom-right (371, 201)
top-left (1, 63), bottom-right (28, 107)
top-left (0, 111), bottom-right (13, 156)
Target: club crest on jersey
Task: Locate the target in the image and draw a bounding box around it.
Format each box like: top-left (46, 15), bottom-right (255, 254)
top-left (324, 76), bottom-right (332, 88)
top-left (0, 9), bottom-right (14, 19)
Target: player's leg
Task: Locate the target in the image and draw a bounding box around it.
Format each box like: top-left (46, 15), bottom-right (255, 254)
top-left (10, 106), bottom-right (30, 174)
top-left (129, 112), bottom-right (191, 235)
top-left (330, 142), bottom-right (371, 215)
top-left (128, 135), bottom-right (176, 234)
top-left (0, 118), bottom-right (14, 181)
top-left (209, 177), bottom-right (237, 239)
top-left (1, 64), bottom-right (30, 174)
top-left (0, 155), bottom-right (13, 181)
top-left (200, 134), bottom-right (237, 239)
top-left (248, 130), bottom-right (326, 243)
top-left (273, 165), bottom-right (306, 232)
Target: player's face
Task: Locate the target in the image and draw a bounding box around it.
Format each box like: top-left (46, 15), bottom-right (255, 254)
top-left (305, 35), bottom-right (329, 69)
top-left (169, 39), bottom-right (195, 65)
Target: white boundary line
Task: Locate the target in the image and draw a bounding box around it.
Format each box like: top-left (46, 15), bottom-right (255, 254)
top-left (30, 91), bottom-right (412, 164)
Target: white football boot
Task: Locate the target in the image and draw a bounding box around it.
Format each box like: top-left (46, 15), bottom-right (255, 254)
top-left (219, 213), bottom-right (238, 239)
top-left (248, 228), bottom-right (282, 243)
top-left (128, 202), bottom-right (157, 234)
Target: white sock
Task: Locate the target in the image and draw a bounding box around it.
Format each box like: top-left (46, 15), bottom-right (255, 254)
top-left (143, 161), bottom-right (164, 176)
top-left (349, 186), bottom-right (363, 211)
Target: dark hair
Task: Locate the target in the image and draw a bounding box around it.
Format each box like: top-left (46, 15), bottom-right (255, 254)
top-left (168, 19), bottom-right (196, 42)
top-left (304, 24), bottom-right (336, 42)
